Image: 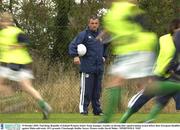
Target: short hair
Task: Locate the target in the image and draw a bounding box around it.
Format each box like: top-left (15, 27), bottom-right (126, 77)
top-left (88, 15), bottom-right (99, 22)
top-left (0, 12), bottom-right (14, 22)
top-left (169, 18), bottom-right (180, 35)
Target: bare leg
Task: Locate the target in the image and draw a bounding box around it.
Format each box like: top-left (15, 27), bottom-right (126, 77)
top-left (19, 79), bottom-right (42, 100)
top-left (0, 77), bottom-right (14, 97)
top-left (19, 79), bottom-right (52, 119)
top-left (105, 75), bottom-right (125, 88)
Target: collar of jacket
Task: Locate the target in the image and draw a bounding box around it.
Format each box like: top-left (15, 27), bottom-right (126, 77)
top-left (86, 27), bottom-right (100, 33)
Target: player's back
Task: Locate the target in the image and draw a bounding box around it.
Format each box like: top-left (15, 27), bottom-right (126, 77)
top-left (0, 26), bottom-right (32, 64)
top-left (103, 1), bottom-right (158, 55)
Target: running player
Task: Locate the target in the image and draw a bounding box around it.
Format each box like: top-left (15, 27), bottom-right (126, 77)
top-left (98, 0), bottom-right (158, 123)
top-left (0, 12), bottom-right (52, 119)
top-left (120, 18), bottom-right (180, 123)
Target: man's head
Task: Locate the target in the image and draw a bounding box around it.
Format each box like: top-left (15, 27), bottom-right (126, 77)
top-left (111, 0), bottom-right (137, 3)
top-left (0, 12), bottom-right (14, 28)
top-left (88, 15), bottom-right (100, 32)
top-left (169, 18), bottom-right (180, 35)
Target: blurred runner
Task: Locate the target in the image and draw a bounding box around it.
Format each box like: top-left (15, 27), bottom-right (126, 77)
top-left (0, 12), bottom-right (52, 119)
top-left (98, 0), bottom-right (158, 123)
top-left (120, 19), bottom-right (180, 123)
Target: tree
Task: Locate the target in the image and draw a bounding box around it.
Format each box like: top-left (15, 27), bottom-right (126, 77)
top-left (50, 0), bottom-right (72, 62)
top-left (0, 0), bottom-right (3, 12)
top-left (138, 0), bottom-right (179, 36)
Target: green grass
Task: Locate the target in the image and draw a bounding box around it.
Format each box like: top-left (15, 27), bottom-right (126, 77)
top-left (0, 113), bottom-right (180, 123)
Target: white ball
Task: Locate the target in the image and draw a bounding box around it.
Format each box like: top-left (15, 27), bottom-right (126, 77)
top-left (77, 44), bottom-right (87, 56)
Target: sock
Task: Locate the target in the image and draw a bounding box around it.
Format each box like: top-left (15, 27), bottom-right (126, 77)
top-left (149, 81), bottom-right (180, 95)
top-left (119, 108), bottom-right (135, 123)
top-left (145, 103), bottom-right (164, 122)
top-left (100, 87), bottom-right (121, 123)
top-left (38, 100), bottom-right (46, 109)
top-left (158, 81), bottom-right (180, 92)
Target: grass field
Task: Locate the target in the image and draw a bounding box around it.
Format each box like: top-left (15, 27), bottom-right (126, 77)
top-left (0, 113), bottom-right (180, 123)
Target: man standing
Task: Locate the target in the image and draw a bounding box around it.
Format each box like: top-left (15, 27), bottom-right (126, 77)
top-left (69, 16), bottom-right (107, 115)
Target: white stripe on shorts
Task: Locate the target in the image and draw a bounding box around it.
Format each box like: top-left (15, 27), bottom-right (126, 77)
top-left (128, 89), bottom-right (144, 108)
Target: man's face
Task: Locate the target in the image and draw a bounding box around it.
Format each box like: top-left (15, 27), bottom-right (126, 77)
top-left (88, 19), bottom-right (99, 31)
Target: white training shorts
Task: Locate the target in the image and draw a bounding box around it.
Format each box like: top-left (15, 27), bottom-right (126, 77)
top-left (0, 65), bottom-right (34, 81)
top-left (109, 52), bottom-right (155, 79)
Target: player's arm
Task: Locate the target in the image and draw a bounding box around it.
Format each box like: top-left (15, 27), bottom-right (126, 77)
top-left (96, 30), bottom-right (107, 41)
top-left (103, 42), bottom-right (109, 62)
top-left (172, 30), bottom-right (180, 74)
top-left (154, 35), bottom-right (175, 77)
top-left (18, 33), bottom-right (30, 45)
top-left (9, 33), bottom-right (30, 49)
top-left (174, 29), bottom-right (180, 52)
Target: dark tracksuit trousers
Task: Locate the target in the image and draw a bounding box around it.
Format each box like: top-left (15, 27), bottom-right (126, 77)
top-left (79, 71), bottom-right (103, 114)
top-left (128, 89), bottom-right (180, 113)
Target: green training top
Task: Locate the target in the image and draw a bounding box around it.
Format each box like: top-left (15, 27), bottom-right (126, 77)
top-left (103, 1), bottom-right (158, 55)
top-left (154, 34), bottom-right (176, 77)
top-left (0, 26), bottom-right (32, 64)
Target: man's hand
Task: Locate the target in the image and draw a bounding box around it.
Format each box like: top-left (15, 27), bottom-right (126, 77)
top-left (74, 56), bottom-right (80, 65)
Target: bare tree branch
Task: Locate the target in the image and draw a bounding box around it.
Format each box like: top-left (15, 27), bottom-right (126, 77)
top-left (8, 0), bottom-right (21, 28)
top-left (80, 0), bottom-right (83, 7)
top-left (9, 0), bottom-right (13, 13)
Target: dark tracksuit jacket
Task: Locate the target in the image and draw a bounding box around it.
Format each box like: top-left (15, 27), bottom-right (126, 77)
top-left (69, 27), bottom-right (107, 114)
